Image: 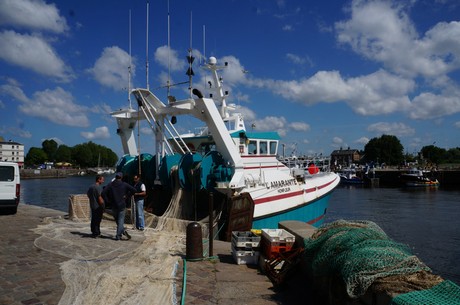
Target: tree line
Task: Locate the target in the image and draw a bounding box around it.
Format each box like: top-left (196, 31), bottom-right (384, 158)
top-left (25, 139), bottom-right (119, 168)
top-left (363, 135), bottom-right (460, 166)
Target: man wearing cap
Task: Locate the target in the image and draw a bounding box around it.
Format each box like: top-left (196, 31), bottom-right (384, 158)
top-left (102, 172), bottom-right (137, 240)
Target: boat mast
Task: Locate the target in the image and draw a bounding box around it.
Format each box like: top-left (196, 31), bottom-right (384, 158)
top-left (145, 0), bottom-right (150, 90)
top-left (167, 0), bottom-right (171, 96)
top-left (128, 9), bottom-right (132, 109)
top-left (186, 11), bottom-right (194, 98)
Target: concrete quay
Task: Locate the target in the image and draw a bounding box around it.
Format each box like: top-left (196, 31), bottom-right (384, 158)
top-left (0, 205), bottom-right (67, 305)
top-left (4, 204), bottom-right (451, 305)
top-left (0, 204), bottom-right (310, 305)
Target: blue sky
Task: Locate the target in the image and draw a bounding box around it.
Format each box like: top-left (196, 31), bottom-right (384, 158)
top-left (1, 0), bottom-right (460, 159)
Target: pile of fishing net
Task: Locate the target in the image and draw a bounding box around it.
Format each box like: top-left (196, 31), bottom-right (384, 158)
top-left (34, 173), bottom-right (212, 305)
top-left (303, 220), bottom-right (449, 300)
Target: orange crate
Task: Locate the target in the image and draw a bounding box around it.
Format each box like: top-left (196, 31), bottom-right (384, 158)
top-left (261, 229), bottom-right (295, 259)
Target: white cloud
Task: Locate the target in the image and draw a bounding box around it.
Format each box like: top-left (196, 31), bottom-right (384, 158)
top-left (367, 122), bottom-right (415, 137)
top-left (332, 137), bottom-right (344, 144)
top-left (288, 122), bottom-right (310, 131)
top-left (355, 137), bottom-right (369, 145)
top-left (1, 82), bottom-right (90, 127)
top-left (237, 106), bottom-right (257, 121)
top-left (286, 53), bottom-right (312, 66)
top-left (88, 46), bottom-right (133, 91)
top-left (0, 0), bottom-right (68, 33)
top-left (81, 126), bottom-right (110, 140)
top-left (0, 126), bottom-right (32, 139)
top-left (454, 122), bottom-right (460, 128)
top-left (220, 56), bottom-right (248, 86)
top-left (140, 127), bottom-right (153, 135)
top-left (409, 92), bottom-right (460, 119)
top-left (250, 69), bottom-right (413, 116)
top-left (154, 45), bottom-right (186, 72)
top-left (0, 30), bottom-right (74, 82)
top-left (252, 116), bottom-right (287, 136)
top-left (335, 0), bottom-right (460, 78)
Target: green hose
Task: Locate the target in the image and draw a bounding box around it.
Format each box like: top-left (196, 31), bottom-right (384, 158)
top-left (181, 259), bottom-right (187, 305)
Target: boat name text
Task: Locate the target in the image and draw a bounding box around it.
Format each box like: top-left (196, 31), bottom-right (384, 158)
top-left (269, 178), bottom-right (296, 189)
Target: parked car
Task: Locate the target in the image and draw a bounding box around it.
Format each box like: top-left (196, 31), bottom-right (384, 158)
top-left (0, 161), bottom-right (20, 214)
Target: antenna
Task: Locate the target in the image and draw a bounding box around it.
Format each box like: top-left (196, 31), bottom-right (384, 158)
top-left (203, 25), bottom-right (206, 64)
top-left (128, 9), bottom-right (132, 109)
top-left (145, 0), bottom-right (150, 90)
top-left (186, 11), bottom-right (194, 97)
top-left (167, 0), bottom-right (171, 96)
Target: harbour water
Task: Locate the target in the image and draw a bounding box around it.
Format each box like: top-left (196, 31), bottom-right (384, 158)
top-left (20, 175), bottom-right (460, 285)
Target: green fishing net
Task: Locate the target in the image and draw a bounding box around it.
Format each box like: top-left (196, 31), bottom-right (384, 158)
top-left (304, 220), bottom-right (431, 298)
top-left (391, 280), bottom-right (460, 305)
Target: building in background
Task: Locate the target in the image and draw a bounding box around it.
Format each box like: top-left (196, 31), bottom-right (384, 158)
top-left (0, 141), bottom-right (24, 168)
top-left (331, 147), bottom-right (361, 168)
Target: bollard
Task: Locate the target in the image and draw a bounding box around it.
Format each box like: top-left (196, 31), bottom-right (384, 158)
top-left (186, 222), bottom-right (203, 260)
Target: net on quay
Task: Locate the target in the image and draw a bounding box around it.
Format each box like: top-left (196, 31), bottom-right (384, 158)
top-left (390, 279), bottom-right (460, 305)
top-left (303, 219), bottom-right (435, 299)
top-left (33, 169), bottom-right (211, 305)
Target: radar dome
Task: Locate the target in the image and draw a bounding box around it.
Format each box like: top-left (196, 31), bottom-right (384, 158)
top-left (208, 57), bottom-right (217, 65)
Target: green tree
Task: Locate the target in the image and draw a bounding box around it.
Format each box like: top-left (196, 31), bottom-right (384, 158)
top-left (364, 135), bottom-right (404, 166)
top-left (25, 147), bottom-right (48, 166)
top-left (72, 143), bottom-right (93, 167)
top-left (70, 142), bottom-right (118, 167)
top-left (421, 145), bottom-right (446, 165)
top-left (55, 145), bottom-right (72, 162)
top-left (42, 139), bottom-right (58, 161)
top-left (445, 148), bottom-right (460, 163)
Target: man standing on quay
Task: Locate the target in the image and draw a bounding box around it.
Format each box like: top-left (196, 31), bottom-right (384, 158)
top-left (102, 172), bottom-right (137, 240)
top-left (87, 175), bottom-right (105, 238)
top-left (133, 174), bottom-right (146, 230)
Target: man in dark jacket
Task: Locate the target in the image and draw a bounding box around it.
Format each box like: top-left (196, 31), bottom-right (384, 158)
top-left (102, 172), bottom-right (136, 240)
top-left (86, 175), bottom-right (105, 238)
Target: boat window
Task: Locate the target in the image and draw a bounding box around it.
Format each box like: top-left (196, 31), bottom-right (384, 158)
top-left (259, 141), bottom-right (268, 155)
top-left (248, 141), bottom-right (257, 154)
top-left (269, 141), bottom-right (277, 155)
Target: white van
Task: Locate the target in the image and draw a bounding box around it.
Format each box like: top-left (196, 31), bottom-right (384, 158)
top-left (0, 161), bottom-right (21, 214)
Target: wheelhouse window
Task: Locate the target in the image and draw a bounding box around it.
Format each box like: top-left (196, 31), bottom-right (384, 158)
top-left (259, 141), bottom-right (268, 155)
top-left (248, 141), bottom-right (257, 154)
top-left (269, 141), bottom-right (278, 155)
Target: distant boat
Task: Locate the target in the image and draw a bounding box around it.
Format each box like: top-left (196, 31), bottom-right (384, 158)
top-left (86, 168), bottom-right (115, 175)
top-left (399, 168), bottom-right (439, 187)
top-left (87, 153), bottom-right (115, 175)
top-left (338, 167), bottom-right (364, 185)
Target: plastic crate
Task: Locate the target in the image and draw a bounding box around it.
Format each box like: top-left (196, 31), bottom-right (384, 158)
top-left (261, 229), bottom-right (295, 259)
top-left (231, 231), bottom-right (261, 248)
top-left (231, 244), bottom-right (260, 265)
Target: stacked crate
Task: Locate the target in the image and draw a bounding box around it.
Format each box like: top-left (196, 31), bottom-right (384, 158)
top-left (261, 229), bottom-right (295, 259)
top-left (231, 231), bottom-right (261, 265)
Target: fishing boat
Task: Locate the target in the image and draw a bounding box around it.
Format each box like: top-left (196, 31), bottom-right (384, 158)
top-left (111, 55), bottom-right (339, 236)
top-left (399, 168), bottom-right (439, 187)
